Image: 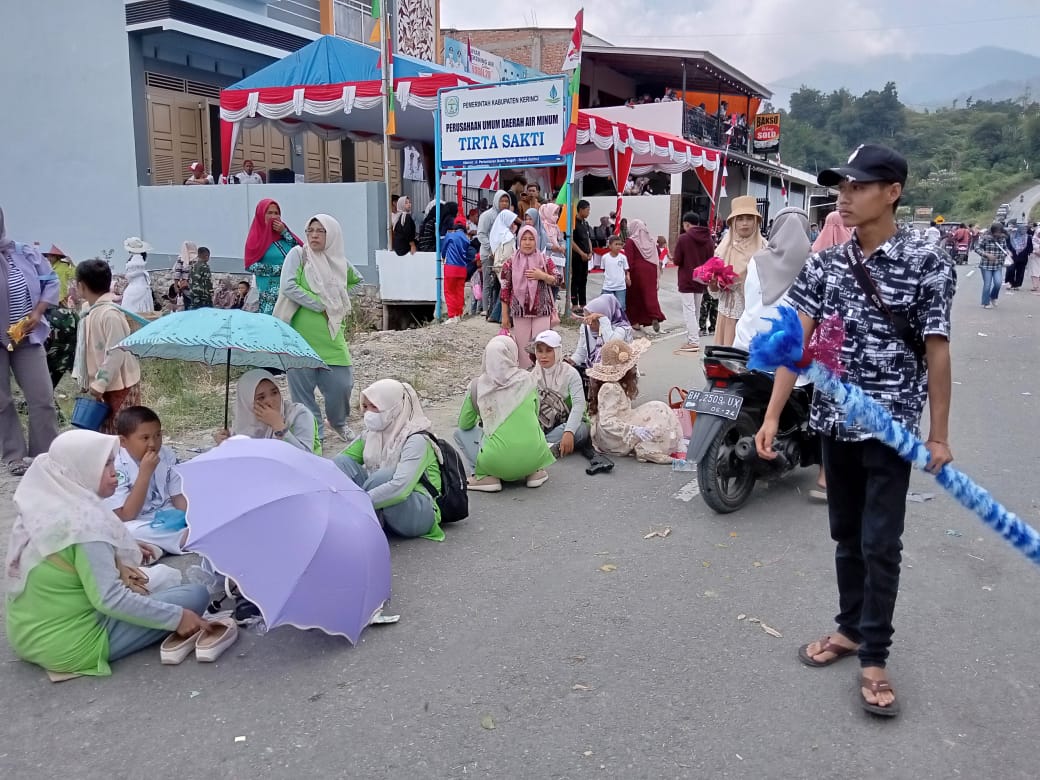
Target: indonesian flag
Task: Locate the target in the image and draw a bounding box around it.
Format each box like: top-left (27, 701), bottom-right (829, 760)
top-left (781, 181), bottom-right (788, 203)
top-left (718, 165), bottom-right (728, 200)
top-left (561, 9), bottom-right (583, 71)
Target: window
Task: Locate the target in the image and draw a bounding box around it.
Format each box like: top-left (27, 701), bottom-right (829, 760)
top-left (332, 0), bottom-right (372, 42)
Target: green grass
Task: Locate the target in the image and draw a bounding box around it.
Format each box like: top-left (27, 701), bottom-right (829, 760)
top-left (56, 360), bottom-right (247, 435)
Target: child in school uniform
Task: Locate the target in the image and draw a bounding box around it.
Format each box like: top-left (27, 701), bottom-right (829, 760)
top-left (601, 235), bottom-right (631, 310)
top-left (104, 406), bottom-right (189, 556)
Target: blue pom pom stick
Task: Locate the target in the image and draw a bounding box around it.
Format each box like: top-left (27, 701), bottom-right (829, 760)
top-left (750, 306), bottom-right (1040, 565)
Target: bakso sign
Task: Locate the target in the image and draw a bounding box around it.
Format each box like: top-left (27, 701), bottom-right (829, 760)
top-left (753, 112), bottom-right (781, 155)
top-left (439, 77), bottom-right (568, 169)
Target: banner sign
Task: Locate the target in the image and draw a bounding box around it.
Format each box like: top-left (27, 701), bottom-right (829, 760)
top-left (753, 113), bottom-right (781, 155)
top-left (443, 37), bottom-right (538, 82)
top-left (439, 77), bottom-right (568, 169)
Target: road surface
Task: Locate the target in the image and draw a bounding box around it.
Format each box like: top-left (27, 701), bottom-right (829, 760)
top-left (2, 266), bottom-right (1039, 779)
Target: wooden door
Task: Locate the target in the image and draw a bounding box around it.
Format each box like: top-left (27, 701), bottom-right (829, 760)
top-left (146, 88), bottom-right (208, 185)
top-left (354, 140), bottom-right (401, 194)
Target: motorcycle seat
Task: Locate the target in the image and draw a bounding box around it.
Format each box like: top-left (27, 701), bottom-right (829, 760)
top-left (704, 345), bottom-right (750, 361)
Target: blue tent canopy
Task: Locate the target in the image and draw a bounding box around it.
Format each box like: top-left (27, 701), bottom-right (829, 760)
top-left (229, 35), bottom-right (463, 90)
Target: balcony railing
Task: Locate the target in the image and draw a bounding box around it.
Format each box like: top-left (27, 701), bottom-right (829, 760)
top-left (683, 107), bottom-right (749, 153)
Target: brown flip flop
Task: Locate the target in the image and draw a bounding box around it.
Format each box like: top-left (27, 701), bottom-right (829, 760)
top-left (797, 634), bottom-right (858, 667)
top-left (859, 674), bottom-right (900, 718)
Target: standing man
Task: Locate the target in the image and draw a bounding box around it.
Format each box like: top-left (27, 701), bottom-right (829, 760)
top-left (672, 212), bottom-right (714, 353)
top-left (235, 160), bottom-right (263, 184)
top-left (526, 182), bottom-right (543, 204)
top-left (924, 220), bottom-right (941, 244)
top-left (754, 144), bottom-right (956, 718)
top-left (570, 200), bottom-right (593, 313)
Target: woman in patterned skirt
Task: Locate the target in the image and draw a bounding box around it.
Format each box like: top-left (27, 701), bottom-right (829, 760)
top-left (243, 199), bottom-right (301, 315)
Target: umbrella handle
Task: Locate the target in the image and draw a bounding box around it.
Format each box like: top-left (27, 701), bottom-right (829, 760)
top-left (224, 349), bottom-right (231, 430)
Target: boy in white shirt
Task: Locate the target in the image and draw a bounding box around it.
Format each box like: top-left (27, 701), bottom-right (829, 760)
top-left (104, 406), bottom-right (189, 556)
top-left (601, 235), bottom-right (631, 310)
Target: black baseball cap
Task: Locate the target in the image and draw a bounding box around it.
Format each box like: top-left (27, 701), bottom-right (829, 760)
top-left (818, 143), bottom-right (908, 187)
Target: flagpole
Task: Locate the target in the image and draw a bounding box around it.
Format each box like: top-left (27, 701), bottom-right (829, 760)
top-left (378, 3), bottom-right (393, 248)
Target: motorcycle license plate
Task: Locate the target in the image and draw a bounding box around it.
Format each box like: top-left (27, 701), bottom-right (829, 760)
top-left (683, 390), bottom-right (743, 421)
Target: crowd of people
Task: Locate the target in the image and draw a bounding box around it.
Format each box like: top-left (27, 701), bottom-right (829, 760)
top-left (2, 186), bottom-right (703, 678)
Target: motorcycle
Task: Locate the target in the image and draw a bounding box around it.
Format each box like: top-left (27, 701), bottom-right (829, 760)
top-left (954, 243), bottom-right (969, 265)
top-left (684, 345), bottom-right (820, 514)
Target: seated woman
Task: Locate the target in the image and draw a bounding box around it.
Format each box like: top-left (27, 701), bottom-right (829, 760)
top-left (334, 380), bottom-right (444, 541)
top-left (530, 330), bottom-right (613, 475)
top-left (454, 336), bottom-right (554, 492)
top-left (215, 369), bottom-right (319, 454)
top-left (588, 339), bottom-right (684, 465)
top-left (5, 430), bottom-right (216, 678)
top-left (570, 294), bottom-right (634, 369)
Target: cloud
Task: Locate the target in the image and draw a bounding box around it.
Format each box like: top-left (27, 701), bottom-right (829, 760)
top-left (442, 1), bottom-right (906, 82)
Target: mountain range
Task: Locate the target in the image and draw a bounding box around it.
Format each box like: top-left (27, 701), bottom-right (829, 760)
top-left (784, 46), bottom-right (1040, 109)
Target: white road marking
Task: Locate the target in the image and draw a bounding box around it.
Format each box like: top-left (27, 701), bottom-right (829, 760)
top-left (673, 478), bottom-right (701, 501)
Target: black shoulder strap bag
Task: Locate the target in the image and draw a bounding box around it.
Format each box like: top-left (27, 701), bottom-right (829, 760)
top-left (844, 242), bottom-right (926, 365)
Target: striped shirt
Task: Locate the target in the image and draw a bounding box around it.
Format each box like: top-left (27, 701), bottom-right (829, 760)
top-left (786, 227), bottom-right (956, 441)
top-left (6, 255), bottom-right (33, 325)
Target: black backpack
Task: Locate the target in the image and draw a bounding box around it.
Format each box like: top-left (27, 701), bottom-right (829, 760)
top-left (409, 431), bottom-right (468, 523)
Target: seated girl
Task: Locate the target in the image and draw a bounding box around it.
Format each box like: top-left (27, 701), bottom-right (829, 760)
top-left (570, 294), bottom-right (634, 369)
top-left (454, 336), bottom-right (555, 492)
top-left (5, 430), bottom-right (214, 677)
top-left (587, 339), bottom-right (684, 465)
top-left (530, 330), bottom-right (613, 475)
top-left (215, 369), bottom-right (319, 454)
top-left (335, 379), bottom-right (445, 541)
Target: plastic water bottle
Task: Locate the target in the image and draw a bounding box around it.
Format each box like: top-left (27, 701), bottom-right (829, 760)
top-left (672, 458), bottom-right (697, 472)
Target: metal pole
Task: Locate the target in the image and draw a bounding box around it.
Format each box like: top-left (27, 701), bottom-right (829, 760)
top-left (434, 106), bottom-right (443, 321)
top-left (563, 154), bottom-right (574, 319)
top-left (380, 4), bottom-right (393, 248)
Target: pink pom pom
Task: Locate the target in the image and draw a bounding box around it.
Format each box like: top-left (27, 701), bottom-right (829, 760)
top-left (805, 314), bottom-right (845, 375)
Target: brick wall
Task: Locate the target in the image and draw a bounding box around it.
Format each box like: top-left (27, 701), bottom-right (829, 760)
top-left (441, 27), bottom-right (572, 74)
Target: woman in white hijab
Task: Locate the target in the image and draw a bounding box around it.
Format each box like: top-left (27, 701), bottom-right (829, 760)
top-left (274, 214), bottom-right (362, 443)
top-left (453, 335), bottom-right (554, 492)
top-left (731, 209), bottom-right (825, 501)
top-left (5, 430), bottom-right (212, 677)
top-left (214, 369), bottom-right (318, 453)
top-left (335, 379), bottom-right (445, 540)
top-left (529, 330), bottom-right (614, 475)
top-left (121, 237), bottom-right (155, 314)
top-left (733, 208), bottom-right (811, 351)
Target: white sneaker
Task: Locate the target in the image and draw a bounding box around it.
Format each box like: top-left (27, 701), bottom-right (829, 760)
top-left (445, 316), bottom-right (461, 325)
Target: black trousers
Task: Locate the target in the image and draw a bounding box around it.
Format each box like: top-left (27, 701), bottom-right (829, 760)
top-left (821, 436), bottom-right (912, 668)
top-left (570, 258), bottom-right (588, 308)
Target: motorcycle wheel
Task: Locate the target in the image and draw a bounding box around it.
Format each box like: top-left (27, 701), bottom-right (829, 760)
top-left (698, 412), bottom-right (758, 514)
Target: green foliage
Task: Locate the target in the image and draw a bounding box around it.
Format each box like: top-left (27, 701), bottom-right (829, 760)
top-left (781, 83), bottom-right (1040, 224)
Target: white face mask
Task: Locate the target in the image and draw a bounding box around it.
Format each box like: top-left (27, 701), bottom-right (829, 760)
top-left (364, 411), bottom-right (390, 432)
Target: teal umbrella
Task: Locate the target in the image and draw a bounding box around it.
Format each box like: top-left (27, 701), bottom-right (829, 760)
top-left (117, 309), bottom-right (326, 428)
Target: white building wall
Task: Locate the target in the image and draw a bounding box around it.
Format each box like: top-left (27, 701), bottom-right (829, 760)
top-left (138, 182), bottom-right (387, 280)
top-left (0, 0), bottom-right (142, 260)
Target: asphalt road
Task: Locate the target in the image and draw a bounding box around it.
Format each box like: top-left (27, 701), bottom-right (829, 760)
top-left (1007, 182), bottom-right (1040, 225)
top-left (2, 266), bottom-right (1040, 780)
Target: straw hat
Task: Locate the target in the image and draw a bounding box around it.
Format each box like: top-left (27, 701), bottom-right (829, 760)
top-left (727, 195), bottom-right (762, 224)
top-left (123, 237), bottom-right (153, 255)
top-left (586, 338), bottom-right (651, 382)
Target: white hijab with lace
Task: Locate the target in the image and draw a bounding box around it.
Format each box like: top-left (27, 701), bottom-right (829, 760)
top-left (274, 214), bottom-right (353, 339)
top-left (5, 430), bottom-right (142, 597)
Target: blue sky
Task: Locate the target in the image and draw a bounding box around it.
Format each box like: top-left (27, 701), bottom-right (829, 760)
top-left (442, 1), bottom-right (1039, 98)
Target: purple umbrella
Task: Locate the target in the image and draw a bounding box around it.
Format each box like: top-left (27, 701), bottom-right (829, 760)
top-left (178, 437), bottom-right (390, 643)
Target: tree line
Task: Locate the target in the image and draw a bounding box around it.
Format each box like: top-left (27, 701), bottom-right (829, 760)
top-left (778, 82), bottom-right (1040, 222)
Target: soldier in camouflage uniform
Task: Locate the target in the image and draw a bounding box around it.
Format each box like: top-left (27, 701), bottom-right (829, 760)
top-left (188, 246), bottom-right (213, 309)
top-left (42, 246), bottom-right (79, 389)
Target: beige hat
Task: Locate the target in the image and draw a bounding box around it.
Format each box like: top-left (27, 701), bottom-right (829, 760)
top-left (123, 237), bottom-right (153, 255)
top-left (727, 195), bottom-right (762, 224)
top-left (586, 338), bottom-right (651, 382)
